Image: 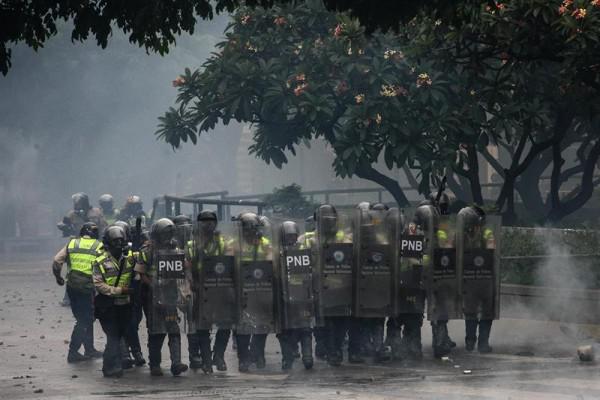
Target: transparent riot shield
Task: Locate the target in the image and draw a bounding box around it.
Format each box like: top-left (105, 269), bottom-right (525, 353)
top-left (427, 215), bottom-right (460, 321)
top-left (149, 238), bottom-right (192, 334)
top-left (457, 211), bottom-right (501, 320)
top-left (234, 218), bottom-right (276, 335)
top-left (394, 206), bottom-right (435, 315)
top-left (353, 209), bottom-right (393, 318)
top-left (274, 220), bottom-right (315, 330)
top-left (190, 221), bottom-right (236, 331)
top-left (316, 210), bottom-right (354, 317)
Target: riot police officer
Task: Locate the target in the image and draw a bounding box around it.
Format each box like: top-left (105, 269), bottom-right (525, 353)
top-left (234, 212), bottom-right (274, 372)
top-left (429, 193), bottom-right (457, 358)
top-left (92, 225), bottom-right (136, 378)
top-left (392, 205), bottom-right (433, 361)
top-left (99, 194), bottom-right (119, 226)
top-left (189, 211), bottom-right (235, 372)
top-left (276, 221), bottom-right (314, 370)
top-left (312, 205), bottom-right (362, 366)
top-left (112, 220), bottom-right (147, 368)
top-left (355, 203), bottom-right (392, 362)
top-left (52, 222), bottom-right (104, 363)
top-left (459, 206), bottom-right (496, 353)
top-left (58, 193), bottom-right (106, 237)
top-left (135, 218), bottom-right (189, 376)
top-left (179, 213), bottom-right (213, 374)
top-left (117, 195), bottom-right (146, 228)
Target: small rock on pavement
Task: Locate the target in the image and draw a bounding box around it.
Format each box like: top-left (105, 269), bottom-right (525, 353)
top-left (33, 389), bottom-right (43, 393)
top-left (71, 375), bottom-right (78, 379)
top-left (463, 370), bottom-right (472, 375)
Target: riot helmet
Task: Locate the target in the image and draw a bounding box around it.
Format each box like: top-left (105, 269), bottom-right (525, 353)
top-left (413, 204), bottom-right (439, 232)
top-left (112, 220), bottom-right (131, 242)
top-left (79, 222), bottom-right (99, 239)
top-left (356, 202), bottom-right (371, 211)
top-left (172, 214), bottom-right (192, 247)
top-left (458, 205), bottom-right (485, 236)
top-left (72, 192), bottom-right (90, 215)
top-left (370, 203), bottom-right (389, 211)
top-left (151, 218), bottom-right (176, 248)
top-left (315, 204), bottom-right (338, 237)
top-left (418, 198), bottom-right (434, 208)
top-left (240, 212), bottom-right (260, 244)
top-left (98, 194), bottom-right (114, 213)
top-left (103, 225), bottom-right (129, 258)
top-left (197, 210), bottom-right (218, 235)
top-left (280, 221), bottom-right (300, 247)
top-left (124, 195), bottom-right (143, 216)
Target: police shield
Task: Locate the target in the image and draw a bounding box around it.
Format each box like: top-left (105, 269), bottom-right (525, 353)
top-left (189, 221), bottom-right (236, 330)
top-left (353, 209), bottom-right (393, 318)
top-left (457, 208), bottom-right (501, 320)
top-left (394, 206), bottom-right (435, 314)
top-left (316, 210), bottom-right (353, 317)
top-left (275, 219), bottom-right (315, 330)
top-left (427, 215), bottom-right (460, 321)
top-left (234, 216), bottom-right (276, 335)
top-left (149, 247), bottom-right (192, 334)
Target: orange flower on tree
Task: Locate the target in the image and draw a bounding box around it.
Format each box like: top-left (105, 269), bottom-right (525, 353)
top-left (416, 73), bottom-right (433, 88)
top-left (241, 15), bottom-right (251, 25)
top-left (294, 83), bottom-right (308, 97)
top-left (355, 94), bottom-right (365, 104)
top-left (274, 16), bottom-right (287, 26)
top-left (558, 5), bottom-right (568, 14)
top-left (172, 76), bottom-right (185, 87)
top-left (334, 24), bottom-right (344, 37)
top-left (572, 8), bottom-right (586, 19)
top-left (592, 0), bottom-right (600, 6)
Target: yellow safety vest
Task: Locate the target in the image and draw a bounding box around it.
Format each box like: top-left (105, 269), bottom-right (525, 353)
top-left (67, 236), bottom-right (103, 291)
top-left (95, 252), bottom-right (135, 303)
top-left (241, 236), bottom-right (271, 261)
top-left (190, 235), bottom-right (227, 270)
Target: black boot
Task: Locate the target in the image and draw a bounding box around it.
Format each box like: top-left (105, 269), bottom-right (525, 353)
top-left (120, 339), bottom-right (134, 370)
top-left (432, 322), bottom-right (451, 359)
top-left (442, 322), bottom-right (456, 348)
top-left (198, 331), bottom-right (214, 374)
top-left (250, 334), bottom-right (267, 369)
top-left (477, 320), bottom-right (493, 353)
top-left (213, 329), bottom-right (230, 371)
top-left (278, 333), bottom-right (294, 371)
top-left (236, 334), bottom-right (251, 373)
top-left (465, 320), bottom-right (478, 351)
top-left (168, 335), bottom-right (188, 376)
top-left (300, 331), bottom-right (314, 370)
top-left (187, 333), bottom-right (203, 370)
top-left (148, 334), bottom-right (164, 375)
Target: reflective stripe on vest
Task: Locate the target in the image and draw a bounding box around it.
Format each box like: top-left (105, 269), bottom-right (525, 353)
top-left (99, 253), bottom-right (135, 301)
top-left (67, 237), bottom-right (102, 275)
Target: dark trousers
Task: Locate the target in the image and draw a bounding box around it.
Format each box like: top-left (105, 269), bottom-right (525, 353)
top-left (187, 329), bottom-right (211, 364)
top-left (313, 326), bottom-right (327, 357)
top-left (98, 304), bottom-right (132, 373)
top-left (325, 316), bottom-right (361, 361)
top-left (235, 333), bottom-right (267, 363)
top-left (277, 328), bottom-right (312, 363)
top-left (465, 318), bottom-right (493, 344)
top-left (213, 329), bottom-right (231, 359)
top-left (66, 286), bottom-right (95, 355)
top-left (125, 284), bottom-right (144, 354)
top-left (391, 313), bottom-right (423, 358)
top-left (148, 333), bottom-right (182, 368)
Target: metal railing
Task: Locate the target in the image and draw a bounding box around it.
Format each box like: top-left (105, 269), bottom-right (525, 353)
top-left (151, 194), bottom-right (266, 222)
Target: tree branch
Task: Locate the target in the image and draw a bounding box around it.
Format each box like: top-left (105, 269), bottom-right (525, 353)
top-left (355, 163), bottom-right (410, 207)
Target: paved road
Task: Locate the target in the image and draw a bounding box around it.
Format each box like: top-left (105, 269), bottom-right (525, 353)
top-left (1, 257), bottom-right (599, 400)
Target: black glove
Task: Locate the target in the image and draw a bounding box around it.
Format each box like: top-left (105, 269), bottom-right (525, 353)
top-left (55, 276), bottom-right (65, 286)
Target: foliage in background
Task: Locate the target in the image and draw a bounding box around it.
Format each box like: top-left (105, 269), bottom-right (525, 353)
top-left (500, 227), bottom-right (600, 288)
top-left (158, 0), bottom-right (600, 224)
top-left (262, 183), bottom-right (318, 219)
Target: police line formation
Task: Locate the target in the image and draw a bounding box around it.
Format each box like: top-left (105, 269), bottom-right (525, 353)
top-left (52, 192), bottom-right (499, 378)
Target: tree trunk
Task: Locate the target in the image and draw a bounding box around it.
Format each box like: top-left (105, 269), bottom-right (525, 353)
top-left (466, 145), bottom-right (484, 205)
top-left (355, 164), bottom-right (410, 207)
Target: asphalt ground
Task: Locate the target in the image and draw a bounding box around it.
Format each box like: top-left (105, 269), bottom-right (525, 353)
top-left (1, 257), bottom-right (599, 400)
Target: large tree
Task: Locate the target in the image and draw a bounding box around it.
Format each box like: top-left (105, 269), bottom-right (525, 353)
top-left (158, 0), bottom-right (600, 222)
top-left (0, 0), bottom-right (443, 75)
top-left (157, 1), bottom-right (476, 207)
